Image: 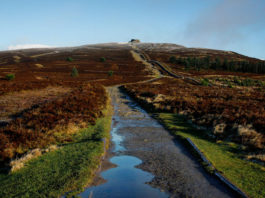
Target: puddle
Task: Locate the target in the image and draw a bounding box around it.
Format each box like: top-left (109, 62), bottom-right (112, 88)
top-left (78, 88), bottom-right (168, 198)
top-left (79, 156), bottom-right (167, 198)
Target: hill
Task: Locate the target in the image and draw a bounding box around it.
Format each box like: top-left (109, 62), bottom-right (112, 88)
top-left (0, 42), bottom-right (264, 198)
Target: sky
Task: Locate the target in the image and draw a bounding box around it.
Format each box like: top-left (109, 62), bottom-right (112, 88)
top-left (1, 0), bottom-right (265, 59)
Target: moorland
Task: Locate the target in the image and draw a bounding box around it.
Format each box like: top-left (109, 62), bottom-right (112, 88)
top-left (0, 42), bottom-right (264, 197)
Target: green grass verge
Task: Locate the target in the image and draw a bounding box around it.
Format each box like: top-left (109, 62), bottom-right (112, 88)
top-left (156, 113), bottom-right (265, 198)
top-left (0, 106), bottom-right (112, 198)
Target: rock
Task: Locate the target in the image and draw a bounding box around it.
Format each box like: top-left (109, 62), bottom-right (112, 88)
top-left (236, 125), bottom-right (264, 149)
top-left (213, 123), bottom-right (226, 136)
top-left (10, 145), bottom-right (59, 172)
top-left (153, 94), bottom-right (166, 103)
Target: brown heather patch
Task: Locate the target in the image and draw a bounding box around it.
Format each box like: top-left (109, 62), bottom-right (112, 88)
top-left (0, 46), bottom-right (152, 96)
top-left (0, 83), bottom-right (107, 161)
top-left (123, 77), bottom-right (265, 150)
top-left (0, 86), bottom-right (71, 120)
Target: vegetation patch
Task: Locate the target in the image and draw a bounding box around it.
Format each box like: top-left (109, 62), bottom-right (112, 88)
top-left (100, 57), bottom-right (106, 62)
top-left (0, 86), bottom-right (71, 120)
top-left (0, 104), bottom-right (112, 197)
top-left (168, 55), bottom-right (265, 74)
top-left (0, 47), bottom-right (152, 93)
top-left (0, 83), bottom-right (107, 161)
top-left (5, 73), bottom-right (15, 81)
top-left (155, 113), bottom-right (265, 198)
top-left (0, 80), bottom-right (59, 96)
top-left (123, 77), bottom-right (265, 150)
top-left (108, 70), bottom-right (113, 77)
top-left (200, 78), bottom-right (209, 86)
top-left (71, 66), bottom-right (79, 77)
top-left (66, 57), bottom-right (73, 62)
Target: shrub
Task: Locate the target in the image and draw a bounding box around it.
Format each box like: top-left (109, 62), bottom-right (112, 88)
top-left (6, 73), bottom-right (15, 81)
top-left (184, 61), bottom-right (190, 70)
top-left (100, 57), bottom-right (106, 62)
top-left (201, 78), bottom-right (209, 86)
top-left (66, 57), bottom-right (73, 62)
top-left (227, 81), bottom-right (233, 88)
top-left (108, 70), bottom-right (113, 77)
top-left (257, 80), bottom-right (265, 87)
top-left (233, 76), bottom-right (241, 85)
top-left (242, 78), bottom-right (254, 87)
top-left (169, 56), bottom-right (177, 63)
top-left (130, 39), bottom-right (140, 43)
top-left (71, 66), bottom-right (79, 77)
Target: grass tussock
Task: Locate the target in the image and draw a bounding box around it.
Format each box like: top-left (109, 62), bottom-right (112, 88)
top-left (10, 145), bottom-right (58, 172)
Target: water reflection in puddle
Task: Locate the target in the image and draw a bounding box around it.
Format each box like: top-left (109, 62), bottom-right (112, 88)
top-left (111, 126), bottom-right (126, 152)
top-left (79, 156), bottom-right (167, 198)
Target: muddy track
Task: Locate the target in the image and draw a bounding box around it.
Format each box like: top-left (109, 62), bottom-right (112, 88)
top-left (107, 87), bottom-right (234, 197)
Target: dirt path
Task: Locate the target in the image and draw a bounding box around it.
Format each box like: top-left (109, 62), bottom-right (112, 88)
top-left (130, 44), bottom-right (206, 86)
top-left (105, 87), bottom-right (234, 198)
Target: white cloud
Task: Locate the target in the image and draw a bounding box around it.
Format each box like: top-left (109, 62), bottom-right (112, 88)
top-left (182, 0), bottom-right (265, 48)
top-left (8, 44), bottom-right (54, 50)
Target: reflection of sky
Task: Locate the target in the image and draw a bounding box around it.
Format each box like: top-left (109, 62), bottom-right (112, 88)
top-left (1, 0), bottom-right (265, 60)
top-left (79, 156), bottom-right (168, 198)
top-left (111, 126), bottom-right (125, 152)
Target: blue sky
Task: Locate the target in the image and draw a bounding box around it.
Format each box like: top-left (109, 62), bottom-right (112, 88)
top-left (1, 0), bottom-right (265, 59)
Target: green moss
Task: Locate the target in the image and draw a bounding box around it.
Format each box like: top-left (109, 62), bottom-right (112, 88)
top-left (0, 106), bottom-right (112, 198)
top-left (156, 113), bottom-right (265, 198)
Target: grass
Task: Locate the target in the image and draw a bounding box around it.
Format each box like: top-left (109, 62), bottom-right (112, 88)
top-left (156, 113), bottom-right (265, 198)
top-left (0, 103), bottom-right (112, 198)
